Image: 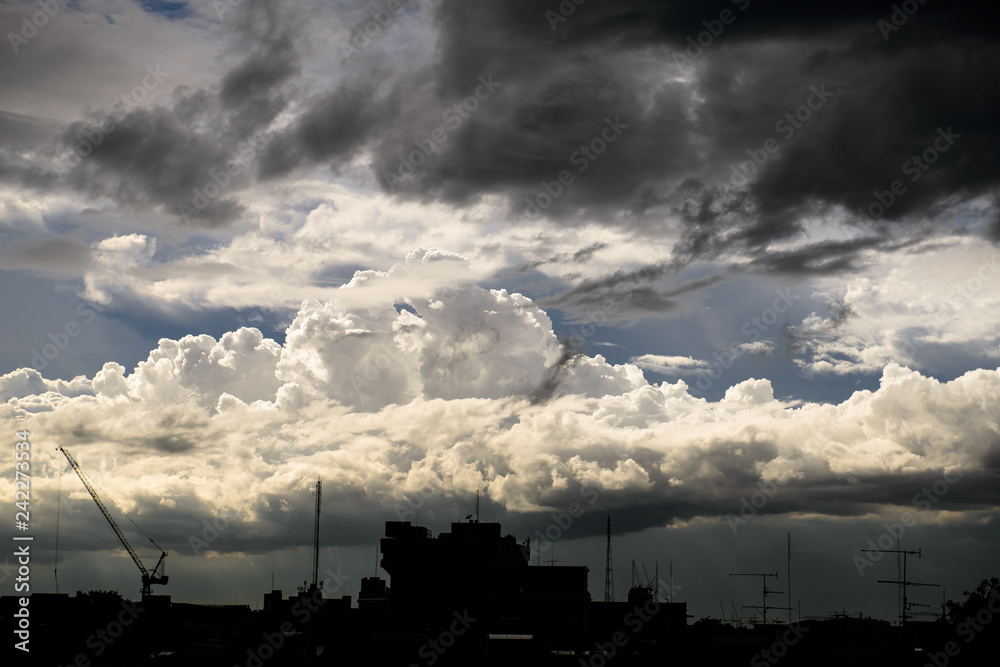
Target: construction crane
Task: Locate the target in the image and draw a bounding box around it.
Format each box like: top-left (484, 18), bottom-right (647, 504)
top-left (58, 447), bottom-right (168, 600)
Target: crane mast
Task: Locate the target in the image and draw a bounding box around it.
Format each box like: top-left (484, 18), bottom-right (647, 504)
top-left (58, 446), bottom-right (168, 599)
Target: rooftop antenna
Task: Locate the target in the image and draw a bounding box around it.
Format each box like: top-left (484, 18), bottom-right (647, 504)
top-left (861, 541), bottom-right (939, 626)
top-left (629, 559), bottom-right (656, 602)
top-left (730, 572), bottom-right (791, 624)
top-left (604, 515), bottom-right (615, 602)
top-left (546, 544), bottom-right (561, 566)
top-left (475, 488), bottom-right (481, 523)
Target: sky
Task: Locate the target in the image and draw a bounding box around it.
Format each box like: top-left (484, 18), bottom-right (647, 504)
top-left (1, 0), bottom-right (998, 623)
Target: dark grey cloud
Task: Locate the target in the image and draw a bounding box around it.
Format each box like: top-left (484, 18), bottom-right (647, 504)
top-left (4, 0), bottom-right (997, 260)
top-left (501, 467), bottom-right (1000, 547)
top-left (507, 242), bottom-right (609, 277)
top-left (539, 261), bottom-right (681, 322)
top-left (0, 0), bottom-right (304, 227)
top-left (147, 434), bottom-right (195, 454)
top-left (219, 0), bottom-right (302, 135)
top-left (746, 236), bottom-right (888, 276)
top-left (258, 78), bottom-right (398, 179)
top-left (365, 0), bottom-right (1000, 269)
top-left (374, 60), bottom-right (696, 215)
top-left (538, 259), bottom-right (739, 322)
top-left (528, 341), bottom-right (578, 404)
top-left (52, 0), bottom-right (307, 226)
top-left (746, 46), bottom-right (1000, 230)
top-left (60, 102), bottom-right (247, 227)
top-left (219, 41), bottom-right (299, 132)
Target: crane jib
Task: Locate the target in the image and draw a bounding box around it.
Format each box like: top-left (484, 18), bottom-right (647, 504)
top-left (57, 446), bottom-right (169, 599)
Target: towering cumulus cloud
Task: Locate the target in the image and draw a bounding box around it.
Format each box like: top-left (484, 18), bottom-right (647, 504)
top-left (2, 251), bottom-right (998, 554)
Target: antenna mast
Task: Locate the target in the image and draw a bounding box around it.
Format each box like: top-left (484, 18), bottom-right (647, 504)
top-left (861, 543), bottom-right (938, 626)
top-left (604, 515), bottom-right (615, 602)
top-left (311, 479), bottom-right (322, 590)
top-left (730, 572), bottom-right (791, 624)
top-left (787, 532), bottom-right (792, 623)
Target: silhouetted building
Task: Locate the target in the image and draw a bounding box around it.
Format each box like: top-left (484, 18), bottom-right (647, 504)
top-left (380, 519), bottom-right (590, 651)
top-left (358, 575), bottom-right (390, 611)
top-left (2, 516), bottom-right (694, 665)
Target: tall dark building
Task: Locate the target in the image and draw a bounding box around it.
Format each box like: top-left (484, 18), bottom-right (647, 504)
top-left (380, 520), bottom-right (590, 650)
